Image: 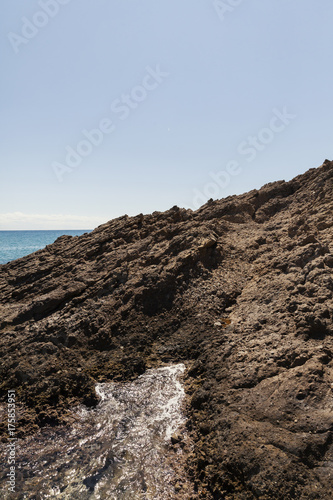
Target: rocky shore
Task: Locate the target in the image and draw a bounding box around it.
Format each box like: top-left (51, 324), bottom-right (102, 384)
top-left (0, 160), bottom-right (332, 498)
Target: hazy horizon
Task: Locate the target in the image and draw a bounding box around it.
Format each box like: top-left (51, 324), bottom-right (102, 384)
top-left (0, 228), bottom-right (93, 232)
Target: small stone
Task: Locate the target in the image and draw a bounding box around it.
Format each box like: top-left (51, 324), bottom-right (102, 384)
top-left (171, 433), bottom-right (181, 445)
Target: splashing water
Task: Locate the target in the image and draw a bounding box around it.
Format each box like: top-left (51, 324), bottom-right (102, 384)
top-left (5, 364), bottom-right (188, 499)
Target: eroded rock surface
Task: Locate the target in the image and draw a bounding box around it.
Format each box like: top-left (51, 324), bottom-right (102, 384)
top-left (0, 160), bottom-right (332, 498)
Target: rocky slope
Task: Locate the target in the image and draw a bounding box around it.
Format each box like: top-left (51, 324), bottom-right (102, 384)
top-left (0, 160), bottom-right (333, 499)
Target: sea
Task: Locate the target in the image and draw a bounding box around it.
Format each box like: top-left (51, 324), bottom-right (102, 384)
top-left (0, 230), bottom-right (91, 265)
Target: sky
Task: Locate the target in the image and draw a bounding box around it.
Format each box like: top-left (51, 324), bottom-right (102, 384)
top-left (1, 0), bottom-right (332, 229)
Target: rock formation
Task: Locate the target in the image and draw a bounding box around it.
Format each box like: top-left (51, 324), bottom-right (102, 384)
top-left (0, 160), bottom-right (332, 498)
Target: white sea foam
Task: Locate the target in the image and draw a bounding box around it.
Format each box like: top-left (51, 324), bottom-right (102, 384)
top-left (9, 364), bottom-right (187, 499)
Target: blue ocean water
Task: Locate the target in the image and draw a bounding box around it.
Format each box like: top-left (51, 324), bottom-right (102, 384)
top-left (0, 230), bottom-right (91, 265)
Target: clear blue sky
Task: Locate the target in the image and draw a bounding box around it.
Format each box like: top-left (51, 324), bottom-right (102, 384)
top-left (1, 0), bottom-right (332, 229)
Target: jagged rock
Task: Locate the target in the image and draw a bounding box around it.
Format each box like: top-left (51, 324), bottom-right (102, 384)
top-left (0, 160), bottom-right (332, 499)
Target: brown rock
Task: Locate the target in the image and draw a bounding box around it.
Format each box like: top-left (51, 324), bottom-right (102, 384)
top-left (0, 160), bottom-right (333, 498)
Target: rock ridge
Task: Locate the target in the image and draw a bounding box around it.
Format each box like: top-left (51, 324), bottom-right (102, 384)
top-left (0, 160), bottom-right (332, 498)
